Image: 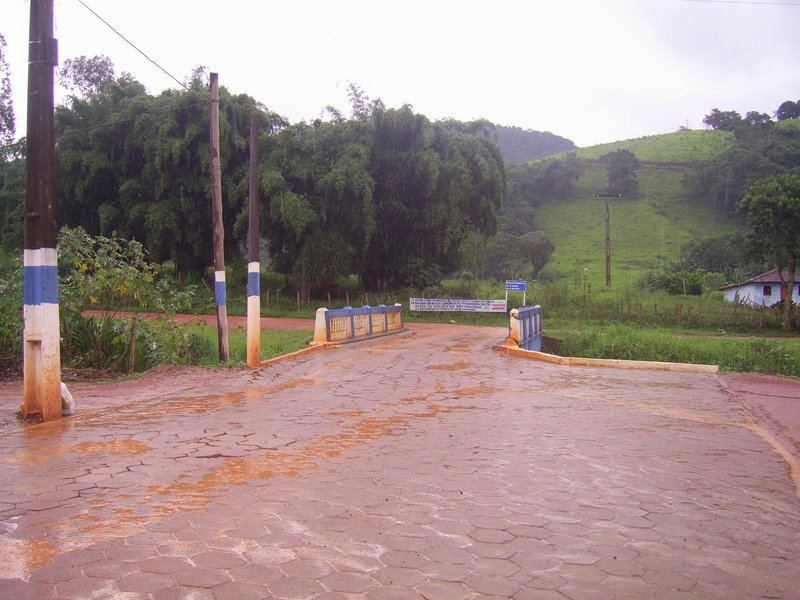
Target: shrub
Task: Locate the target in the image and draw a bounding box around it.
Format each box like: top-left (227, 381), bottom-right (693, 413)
top-left (0, 258), bottom-right (22, 363)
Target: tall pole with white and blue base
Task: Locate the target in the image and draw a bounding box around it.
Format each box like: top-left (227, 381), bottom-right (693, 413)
top-left (23, 0), bottom-right (61, 421)
top-left (246, 116), bottom-right (261, 368)
top-left (209, 73), bottom-right (229, 362)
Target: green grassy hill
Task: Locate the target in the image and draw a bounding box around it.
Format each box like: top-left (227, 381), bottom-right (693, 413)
top-left (536, 129), bottom-right (742, 288)
top-left (776, 118), bottom-right (800, 134)
top-left (551, 129), bottom-right (735, 163)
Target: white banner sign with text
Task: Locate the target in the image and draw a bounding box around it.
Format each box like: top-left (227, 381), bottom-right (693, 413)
top-left (409, 298), bottom-right (507, 313)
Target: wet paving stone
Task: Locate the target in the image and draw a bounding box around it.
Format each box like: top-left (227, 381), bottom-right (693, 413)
top-left (1, 325), bottom-right (799, 599)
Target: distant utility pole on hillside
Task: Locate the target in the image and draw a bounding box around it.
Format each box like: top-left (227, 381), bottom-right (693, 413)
top-left (594, 192), bottom-right (622, 288)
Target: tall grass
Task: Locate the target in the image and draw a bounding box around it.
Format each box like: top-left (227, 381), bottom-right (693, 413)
top-left (540, 282), bottom-right (794, 332)
top-left (187, 326), bottom-right (313, 366)
top-left (547, 324), bottom-right (800, 377)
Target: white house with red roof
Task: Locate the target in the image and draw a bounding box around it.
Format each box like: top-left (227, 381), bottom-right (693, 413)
top-left (719, 269), bottom-right (800, 306)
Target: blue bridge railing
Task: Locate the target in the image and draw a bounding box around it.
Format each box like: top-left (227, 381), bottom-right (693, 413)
top-left (314, 304), bottom-right (403, 344)
top-left (511, 305), bottom-right (543, 352)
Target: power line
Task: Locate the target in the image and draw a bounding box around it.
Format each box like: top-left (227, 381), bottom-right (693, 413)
top-left (680, 0), bottom-right (800, 5)
top-left (74, 0), bottom-right (207, 103)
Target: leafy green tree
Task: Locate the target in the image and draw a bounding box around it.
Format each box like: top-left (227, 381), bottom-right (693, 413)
top-left (600, 149), bottom-right (640, 197)
top-left (738, 174), bottom-right (800, 331)
top-left (703, 108), bottom-right (743, 131)
top-left (744, 111), bottom-right (773, 130)
top-left (519, 230), bottom-right (555, 275)
top-left (0, 256), bottom-right (23, 365)
top-left (0, 32), bottom-right (22, 250)
top-left (505, 155), bottom-right (581, 208)
top-left (483, 233), bottom-right (531, 280)
top-left (680, 237), bottom-right (741, 278)
top-left (0, 148), bottom-right (25, 248)
top-left (0, 33), bottom-right (14, 155)
top-left (775, 100), bottom-right (800, 121)
top-left (59, 55), bottom-right (117, 97)
top-left (58, 226), bottom-right (197, 371)
top-left (482, 231), bottom-right (553, 280)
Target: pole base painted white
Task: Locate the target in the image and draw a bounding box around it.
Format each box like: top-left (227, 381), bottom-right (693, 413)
top-left (23, 302), bottom-right (61, 420)
top-left (246, 294), bottom-right (261, 368)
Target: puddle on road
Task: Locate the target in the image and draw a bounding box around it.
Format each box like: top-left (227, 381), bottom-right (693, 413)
top-left (1, 379), bottom-right (325, 467)
top-left (427, 361), bottom-right (471, 371)
top-left (2, 438), bottom-right (153, 466)
top-left (0, 534), bottom-right (59, 580)
top-left (4, 386), bottom-right (479, 580)
top-left (452, 384), bottom-right (499, 396)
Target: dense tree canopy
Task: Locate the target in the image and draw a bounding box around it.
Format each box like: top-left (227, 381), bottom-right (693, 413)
top-left (691, 103), bottom-right (800, 214)
top-left (264, 100), bottom-right (507, 291)
top-left (775, 100), bottom-right (800, 121)
top-left (59, 55), bottom-right (117, 97)
top-left (493, 125), bottom-right (575, 164)
top-left (0, 34), bottom-right (14, 156)
top-left (53, 66), bottom-right (281, 276)
top-left (2, 63), bottom-right (508, 292)
top-left (600, 149), bottom-right (640, 198)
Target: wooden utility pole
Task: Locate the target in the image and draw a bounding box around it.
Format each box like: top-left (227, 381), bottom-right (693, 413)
top-left (605, 199), bottom-right (612, 288)
top-left (209, 73), bottom-right (229, 362)
top-left (23, 0), bottom-right (61, 421)
top-left (594, 192), bottom-right (620, 288)
top-left (246, 116), bottom-right (261, 368)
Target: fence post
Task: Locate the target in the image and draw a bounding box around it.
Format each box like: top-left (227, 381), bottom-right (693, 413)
top-left (508, 308), bottom-right (521, 347)
top-left (312, 307), bottom-right (328, 345)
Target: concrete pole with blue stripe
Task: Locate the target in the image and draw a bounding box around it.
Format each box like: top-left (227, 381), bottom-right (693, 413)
top-left (209, 73), bottom-right (229, 362)
top-left (23, 0), bottom-right (61, 421)
top-left (246, 116), bottom-right (261, 368)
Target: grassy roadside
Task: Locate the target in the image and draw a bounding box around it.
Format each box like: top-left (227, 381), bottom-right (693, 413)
top-left (180, 326), bottom-right (313, 367)
top-left (543, 322), bottom-right (800, 377)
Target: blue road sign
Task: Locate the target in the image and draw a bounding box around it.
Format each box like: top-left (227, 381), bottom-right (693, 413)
top-left (505, 280), bottom-right (527, 292)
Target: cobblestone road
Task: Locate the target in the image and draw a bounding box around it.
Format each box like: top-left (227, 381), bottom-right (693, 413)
top-left (1, 324), bottom-right (798, 599)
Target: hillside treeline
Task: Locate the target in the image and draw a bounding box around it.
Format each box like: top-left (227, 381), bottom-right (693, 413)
top-left (692, 106), bottom-right (800, 213)
top-left (0, 64), bottom-right (510, 292)
top-left (493, 125), bottom-right (575, 163)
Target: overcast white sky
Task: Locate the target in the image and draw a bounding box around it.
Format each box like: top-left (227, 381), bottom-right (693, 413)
top-left (4, 0), bottom-right (800, 147)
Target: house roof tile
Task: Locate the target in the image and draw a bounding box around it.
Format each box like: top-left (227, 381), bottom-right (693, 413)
top-left (718, 268), bottom-right (800, 291)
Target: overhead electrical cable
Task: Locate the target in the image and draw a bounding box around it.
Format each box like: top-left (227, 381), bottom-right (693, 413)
top-left (680, 0), bottom-right (800, 5)
top-left (74, 0), bottom-right (208, 103)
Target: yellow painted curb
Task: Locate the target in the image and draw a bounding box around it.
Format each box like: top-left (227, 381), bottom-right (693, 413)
top-left (493, 344), bottom-right (719, 373)
top-left (258, 343), bottom-right (338, 367)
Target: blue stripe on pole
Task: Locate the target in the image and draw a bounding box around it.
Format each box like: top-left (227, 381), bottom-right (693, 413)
top-left (247, 271), bottom-right (260, 297)
top-left (215, 281), bottom-right (227, 306)
top-left (23, 265), bottom-right (59, 305)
